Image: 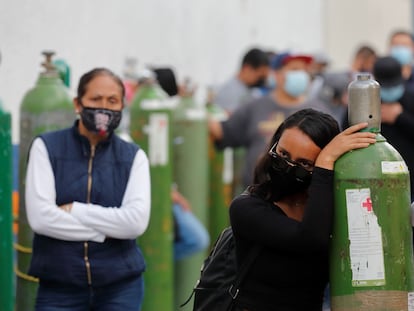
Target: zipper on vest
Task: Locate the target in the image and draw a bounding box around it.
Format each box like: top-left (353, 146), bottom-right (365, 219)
top-left (84, 145), bottom-right (96, 286)
top-left (86, 145), bottom-right (96, 203)
top-left (84, 241), bottom-right (92, 285)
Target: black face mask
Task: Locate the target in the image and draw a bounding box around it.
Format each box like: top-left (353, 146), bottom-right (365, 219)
top-left (249, 77), bottom-right (266, 88)
top-left (80, 106), bottom-right (122, 136)
top-left (268, 153), bottom-right (312, 201)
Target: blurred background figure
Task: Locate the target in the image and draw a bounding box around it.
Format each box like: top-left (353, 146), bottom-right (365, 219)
top-left (214, 47), bottom-right (270, 114)
top-left (373, 56), bottom-right (414, 200)
top-left (171, 187), bottom-right (210, 261)
top-left (209, 51), bottom-right (336, 189)
top-left (308, 51), bottom-right (331, 99)
top-left (313, 44), bottom-right (377, 128)
top-left (309, 51), bottom-right (331, 80)
top-left (257, 50), bottom-right (279, 96)
top-left (388, 29), bottom-right (414, 93)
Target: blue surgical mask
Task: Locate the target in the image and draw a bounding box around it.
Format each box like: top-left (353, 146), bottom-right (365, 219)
top-left (380, 85), bottom-right (405, 102)
top-left (284, 70), bottom-right (310, 97)
top-left (390, 46), bottom-right (413, 65)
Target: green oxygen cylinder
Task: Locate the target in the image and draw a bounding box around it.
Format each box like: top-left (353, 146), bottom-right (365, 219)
top-left (16, 51), bottom-right (73, 311)
top-left (330, 74), bottom-right (414, 310)
top-left (0, 101), bottom-right (14, 311)
top-left (172, 83), bottom-right (209, 310)
top-left (129, 71), bottom-right (174, 311)
top-left (206, 89), bottom-right (233, 241)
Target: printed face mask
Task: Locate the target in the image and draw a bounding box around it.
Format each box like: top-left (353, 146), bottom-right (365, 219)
top-left (284, 70), bottom-right (310, 97)
top-left (380, 85), bottom-right (405, 103)
top-left (390, 46), bottom-right (413, 65)
top-left (80, 106), bottom-right (122, 136)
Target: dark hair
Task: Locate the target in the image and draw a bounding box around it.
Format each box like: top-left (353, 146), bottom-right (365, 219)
top-left (354, 45), bottom-right (377, 59)
top-left (249, 108), bottom-right (340, 200)
top-left (241, 48), bottom-right (269, 69)
top-left (77, 68), bottom-right (125, 100)
top-left (152, 67), bottom-right (178, 97)
top-left (373, 56), bottom-right (403, 87)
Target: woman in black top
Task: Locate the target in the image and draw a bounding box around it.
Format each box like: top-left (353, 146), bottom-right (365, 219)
top-left (230, 109), bottom-right (376, 311)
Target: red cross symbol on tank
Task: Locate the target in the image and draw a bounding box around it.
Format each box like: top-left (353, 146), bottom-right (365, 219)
top-left (362, 197), bottom-right (373, 212)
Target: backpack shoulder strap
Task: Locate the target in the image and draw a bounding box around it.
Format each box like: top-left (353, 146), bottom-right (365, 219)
top-left (228, 188), bottom-right (262, 298)
top-left (228, 244), bottom-right (261, 299)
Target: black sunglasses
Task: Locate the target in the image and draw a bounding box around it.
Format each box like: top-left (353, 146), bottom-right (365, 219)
top-left (268, 141), bottom-right (313, 183)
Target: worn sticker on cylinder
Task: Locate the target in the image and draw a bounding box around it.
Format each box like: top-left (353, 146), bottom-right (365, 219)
top-left (381, 161), bottom-right (408, 174)
top-left (409, 292), bottom-right (414, 311)
top-left (345, 188), bottom-right (386, 287)
top-left (148, 113), bottom-right (169, 166)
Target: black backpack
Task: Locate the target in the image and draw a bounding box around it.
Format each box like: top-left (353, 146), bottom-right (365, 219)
top-left (181, 227), bottom-right (261, 311)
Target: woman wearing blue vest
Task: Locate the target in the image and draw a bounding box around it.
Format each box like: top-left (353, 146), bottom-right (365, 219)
top-left (25, 68), bottom-right (151, 310)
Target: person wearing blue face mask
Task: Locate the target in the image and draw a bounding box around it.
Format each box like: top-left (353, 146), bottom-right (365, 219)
top-left (272, 52), bottom-right (312, 100)
top-left (208, 52), bottom-right (333, 191)
top-left (373, 56), bottom-right (414, 200)
top-left (272, 52), bottom-right (345, 126)
top-left (389, 30), bottom-right (414, 94)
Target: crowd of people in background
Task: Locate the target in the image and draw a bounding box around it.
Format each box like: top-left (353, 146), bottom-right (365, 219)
top-left (119, 28), bottom-right (414, 203)
top-left (209, 28), bottom-right (414, 201)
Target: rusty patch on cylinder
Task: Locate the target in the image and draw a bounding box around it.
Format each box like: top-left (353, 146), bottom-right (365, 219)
top-left (331, 290), bottom-right (408, 310)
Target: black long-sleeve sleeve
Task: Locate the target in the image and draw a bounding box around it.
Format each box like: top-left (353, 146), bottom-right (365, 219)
top-left (229, 167), bottom-right (333, 311)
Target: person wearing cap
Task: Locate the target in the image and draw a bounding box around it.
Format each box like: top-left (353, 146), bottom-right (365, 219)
top-left (209, 51), bottom-right (330, 189)
top-left (214, 47), bottom-right (270, 114)
top-left (373, 56), bottom-right (414, 200)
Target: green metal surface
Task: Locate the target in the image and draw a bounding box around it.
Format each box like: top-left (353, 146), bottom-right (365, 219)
top-left (206, 103), bottom-right (232, 242)
top-left (53, 59), bottom-right (71, 88)
top-left (129, 82), bottom-right (174, 311)
top-left (0, 108), bottom-right (14, 311)
top-left (16, 73), bottom-right (73, 311)
top-left (231, 148), bottom-right (245, 198)
top-left (172, 96), bottom-right (209, 310)
top-left (330, 134), bottom-right (414, 310)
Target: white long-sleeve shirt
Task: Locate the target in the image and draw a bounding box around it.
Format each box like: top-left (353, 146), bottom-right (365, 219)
top-left (25, 137), bottom-right (151, 243)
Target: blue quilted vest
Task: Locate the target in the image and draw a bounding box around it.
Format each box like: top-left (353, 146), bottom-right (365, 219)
top-left (28, 122), bottom-right (146, 287)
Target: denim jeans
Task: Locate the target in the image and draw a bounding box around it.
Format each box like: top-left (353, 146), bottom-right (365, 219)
top-left (173, 203), bottom-right (210, 261)
top-left (35, 275), bottom-right (144, 311)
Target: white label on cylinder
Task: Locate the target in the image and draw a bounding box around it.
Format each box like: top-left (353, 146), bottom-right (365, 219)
top-left (185, 108), bottom-right (206, 120)
top-left (148, 113), bottom-right (169, 166)
top-left (222, 148), bottom-right (233, 184)
top-left (408, 292), bottom-right (414, 311)
top-left (345, 188), bottom-right (386, 287)
top-left (141, 99), bottom-right (164, 110)
top-left (381, 161), bottom-right (408, 174)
